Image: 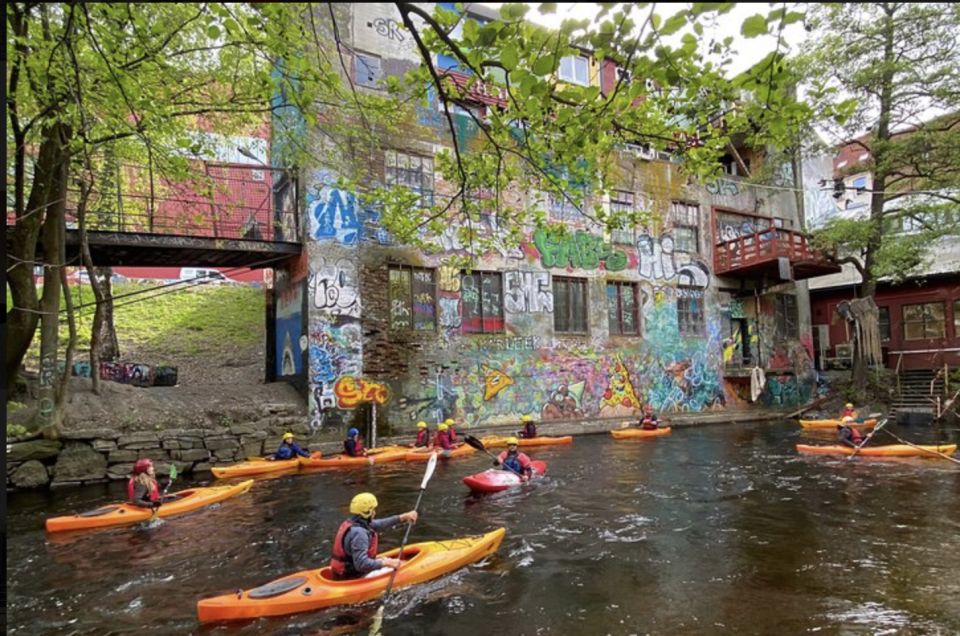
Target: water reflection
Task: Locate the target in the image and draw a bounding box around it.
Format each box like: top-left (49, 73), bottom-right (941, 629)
top-left (7, 422), bottom-right (960, 634)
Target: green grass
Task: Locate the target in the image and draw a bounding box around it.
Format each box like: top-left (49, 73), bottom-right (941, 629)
top-left (9, 281), bottom-right (265, 368)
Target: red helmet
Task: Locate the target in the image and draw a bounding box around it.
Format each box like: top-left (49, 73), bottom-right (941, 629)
top-left (133, 458), bottom-right (153, 475)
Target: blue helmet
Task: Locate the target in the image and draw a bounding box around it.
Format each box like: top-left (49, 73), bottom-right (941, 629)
top-left (348, 427), bottom-right (359, 437)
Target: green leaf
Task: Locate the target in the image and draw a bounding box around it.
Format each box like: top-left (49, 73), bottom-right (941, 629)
top-left (206, 24), bottom-right (221, 39)
top-left (741, 14), bottom-right (768, 38)
top-left (532, 55), bottom-right (555, 75)
top-left (660, 12), bottom-right (688, 36)
top-left (539, 3), bottom-right (557, 14)
top-left (501, 45), bottom-right (519, 71)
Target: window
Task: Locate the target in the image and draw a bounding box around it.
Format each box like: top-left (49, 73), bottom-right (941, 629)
top-left (878, 306), bottom-right (891, 341)
top-left (903, 302), bottom-right (945, 340)
top-left (852, 175), bottom-right (868, 191)
top-left (389, 266), bottom-right (436, 331)
top-left (610, 190), bottom-right (635, 244)
top-left (671, 201), bottom-right (699, 254)
top-left (385, 150), bottom-right (434, 208)
top-left (554, 277), bottom-right (588, 334)
top-left (955, 300), bottom-right (960, 337)
top-left (461, 271), bottom-right (504, 334)
top-left (774, 294), bottom-right (798, 339)
top-left (559, 55), bottom-right (589, 86)
top-left (548, 193), bottom-right (581, 223)
top-left (355, 52), bottom-right (382, 88)
top-left (607, 282), bottom-right (639, 336)
top-left (677, 286), bottom-right (705, 336)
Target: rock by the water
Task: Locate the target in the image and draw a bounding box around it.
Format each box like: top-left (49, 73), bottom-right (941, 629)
top-left (7, 439), bottom-right (62, 463)
top-left (52, 444), bottom-right (107, 483)
top-left (11, 460), bottom-right (50, 488)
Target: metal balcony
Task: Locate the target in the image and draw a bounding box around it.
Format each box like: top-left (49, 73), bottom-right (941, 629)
top-left (714, 228), bottom-right (841, 280)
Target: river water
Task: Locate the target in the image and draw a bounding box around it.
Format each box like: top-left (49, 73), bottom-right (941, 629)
top-left (7, 421), bottom-right (960, 635)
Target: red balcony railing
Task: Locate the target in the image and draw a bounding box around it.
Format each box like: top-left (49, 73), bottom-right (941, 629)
top-left (714, 228), bottom-right (841, 279)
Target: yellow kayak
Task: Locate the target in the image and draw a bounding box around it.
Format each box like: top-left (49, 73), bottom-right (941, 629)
top-left (197, 527), bottom-right (506, 622)
top-left (796, 443), bottom-right (957, 458)
top-left (798, 418), bottom-right (877, 430)
top-left (299, 446), bottom-right (409, 469)
top-left (610, 427), bottom-right (672, 439)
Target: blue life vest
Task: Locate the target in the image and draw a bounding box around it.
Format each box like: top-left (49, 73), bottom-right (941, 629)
top-left (503, 453), bottom-right (523, 475)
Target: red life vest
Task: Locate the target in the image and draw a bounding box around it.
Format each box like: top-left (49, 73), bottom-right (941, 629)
top-left (521, 422), bottom-right (537, 439)
top-left (127, 477), bottom-right (160, 503)
top-left (330, 519), bottom-right (378, 578)
top-left (414, 429), bottom-right (429, 447)
top-left (448, 427), bottom-right (457, 442)
top-left (640, 417), bottom-right (658, 430)
top-left (434, 430), bottom-right (452, 450)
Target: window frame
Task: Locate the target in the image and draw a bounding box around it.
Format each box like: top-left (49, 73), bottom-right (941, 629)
top-left (610, 190), bottom-right (636, 244)
top-left (878, 305), bottom-right (891, 341)
top-left (955, 300), bottom-right (960, 338)
top-left (460, 270), bottom-right (505, 334)
top-left (354, 51), bottom-right (383, 89)
top-left (671, 201), bottom-right (700, 254)
top-left (559, 54), bottom-right (590, 86)
top-left (677, 286), bottom-right (706, 336)
top-left (774, 293), bottom-right (799, 340)
top-left (903, 301), bottom-right (946, 340)
top-left (553, 276), bottom-right (589, 334)
top-left (607, 281), bottom-right (640, 336)
top-left (385, 150), bottom-right (435, 208)
top-left (547, 192), bottom-right (581, 223)
top-left (388, 264), bottom-right (437, 332)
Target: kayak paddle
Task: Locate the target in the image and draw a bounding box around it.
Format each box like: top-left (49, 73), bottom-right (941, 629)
top-left (368, 451), bottom-right (439, 636)
top-left (847, 418), bottom-right (888, 461)
top-left (463, 435), bottom-right (525, 478)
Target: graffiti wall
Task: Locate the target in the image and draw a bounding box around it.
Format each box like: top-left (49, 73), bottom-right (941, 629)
top-left (275, 280), bottom-right (304, 378)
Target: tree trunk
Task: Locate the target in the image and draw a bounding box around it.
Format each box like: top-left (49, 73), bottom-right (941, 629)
top-left (94, 267), bottom-right (120, 360)
top-left (6, 124), bottom-right (69, 392)
top-left (852, 4), bottom-right (896, 392)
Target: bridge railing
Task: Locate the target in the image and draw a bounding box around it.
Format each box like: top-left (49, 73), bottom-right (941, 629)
top-left (9, 162), bottom-right (300, 243)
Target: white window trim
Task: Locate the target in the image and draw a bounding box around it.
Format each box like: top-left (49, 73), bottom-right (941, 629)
top-left (559, 55), bottom-right (590, 86)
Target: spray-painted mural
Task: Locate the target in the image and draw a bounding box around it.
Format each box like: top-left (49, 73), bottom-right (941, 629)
top-left (275, 282), bottom-right (303, 378)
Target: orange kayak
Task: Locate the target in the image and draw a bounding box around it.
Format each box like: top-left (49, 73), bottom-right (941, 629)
top-left (480, 436), bottom-right (573, 448)
top-left (212, 457), bottom-right (302, 479)
top-left (196, 527), bottom-right (506, 623)
top-left (610, 427), bottom-right (672, 439)
top-left (299, 446), bottom-right (409, 469)
top-left (45, 479), bottom-right (254, 533)
top-left (405, 444), bottom-right (477, 462)
top-left (798, 418), bottom-right (877, 430)
top-left (796, 443), bottom-right (957, 458)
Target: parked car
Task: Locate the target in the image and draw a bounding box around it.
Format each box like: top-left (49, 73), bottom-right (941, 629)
top-left (178, 268), bottom-right (236, 285)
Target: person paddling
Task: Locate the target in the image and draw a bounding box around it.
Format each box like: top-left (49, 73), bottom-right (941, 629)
top-left (444, 418), bottom-right (459, 443)
top-left (412, 421), bottom-right (430, 448)
top-left (638, 403), bottom-right (660, 430)
top-left (518, 414), bottom-right (537, 439)
top-left (329, 492), bottom-right (418, 580)
top-left (494, 437), bottom-right (534, 481)
top-left (344, 427), bottom-right (368, 457)
top-left (271, 432), bottom-right (311, 460)
top-left (837, 417), bottom-right (865, 448)
top-left (433, 422), bottom-right (454, 451)
top-left (841, 403), bottom-right (864, 423)
top-left (127, 459), bottom-right (168, 509)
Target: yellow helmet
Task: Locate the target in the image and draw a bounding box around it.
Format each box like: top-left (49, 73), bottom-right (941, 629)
top-left (350, 492), bottom-right (378, 518)
top-left (416, 421), bottom-right (428, 429)
top-left (444, 418), bottom-right (455, 426)
top-left (521, 415), bottom-right (533, 422)
top-left (438, 422), bottom-right (449, 431)
top-left (506, 436), bottom-right (519, 446)
top-left (845, 403), bottom-right (854, 409)
top-left (283, 432), bottom-right (294, 441)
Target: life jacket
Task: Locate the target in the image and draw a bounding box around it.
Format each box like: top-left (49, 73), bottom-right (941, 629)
top-left (501, 451), bottom-right (524, 475)
top-left (414, 429), bottom-right (429, 447)
top-left (344, 437), bottom-right (365, 457)
top-left (522, 422), bottom-right (537, 439)
top-left (330, 518), bottom-right (378, 578)
top-left (434, 430), bottom-right (452, 450)
top-left (842, 408), bottom-right (858, 419)
top-left (839, 425), bottom-right (863, 445)
top-left (640, 417), bottom-right (658, 430)
top-left (127, 477), bottom-right (160, 503)
top-left (448, 427), bottom-right (458, 442)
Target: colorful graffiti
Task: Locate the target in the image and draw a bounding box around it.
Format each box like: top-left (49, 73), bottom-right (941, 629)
top-left (481, 364), bottom-right (514, 401)
top-left (438, 296), bottom-right (462, 329)
top-left (308, 316), bottom-right (362, 409)
top-left (438, 265), bottom-right (461, 292)
top-left (532, 228), bottom-right (628, 271)
top-left (334, 376), bottom-right (390, 409)
top-left (542, 382), bottom-right (586, 420)
top-left (599, 356), bottom-right (642, 417)
top-left (68, 361), bottom-right (177, 387)
top-left (636, 233), bottom-right (710, 288)
top-left (276, 282), bottom-right (303, 377)
top-left (307, 185), bottom-right (392, 246)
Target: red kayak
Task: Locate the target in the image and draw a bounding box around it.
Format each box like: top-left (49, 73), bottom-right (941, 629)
top-left (463, 461), bottom-right (547, 493)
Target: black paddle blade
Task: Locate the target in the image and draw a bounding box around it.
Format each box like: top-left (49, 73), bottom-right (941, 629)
top-left (464, 435), bottom-right (487, 451)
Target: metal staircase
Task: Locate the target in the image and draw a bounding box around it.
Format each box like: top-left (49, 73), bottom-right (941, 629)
top-left (892, 369), bottom-right (947, 422)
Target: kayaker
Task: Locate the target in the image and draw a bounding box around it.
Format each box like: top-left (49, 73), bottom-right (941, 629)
top-left (494, 437), bottom-right (534, 481)
top-left (444, 418), bottom-right (459, 442)
top-left (433, 422), bottom-right (454, 451)
top-left (344, 428), bottom-right (368, 457)
top-left (127, 459), bottom-right (167, 509)
top-left (518, 414), bottom-right (537, 439)
top-left (272, 432), bottom-right (311, 460)
top-left (638, 403), bottom-right (659, 430)
top-left (329, 492), bottom-right (418, 580)
top-left (841, 403), bottom-right (864, 423)
top-left (413, 421), bottom-right (430, 448)
top-left (837, 417), bottom-right (865, 448)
